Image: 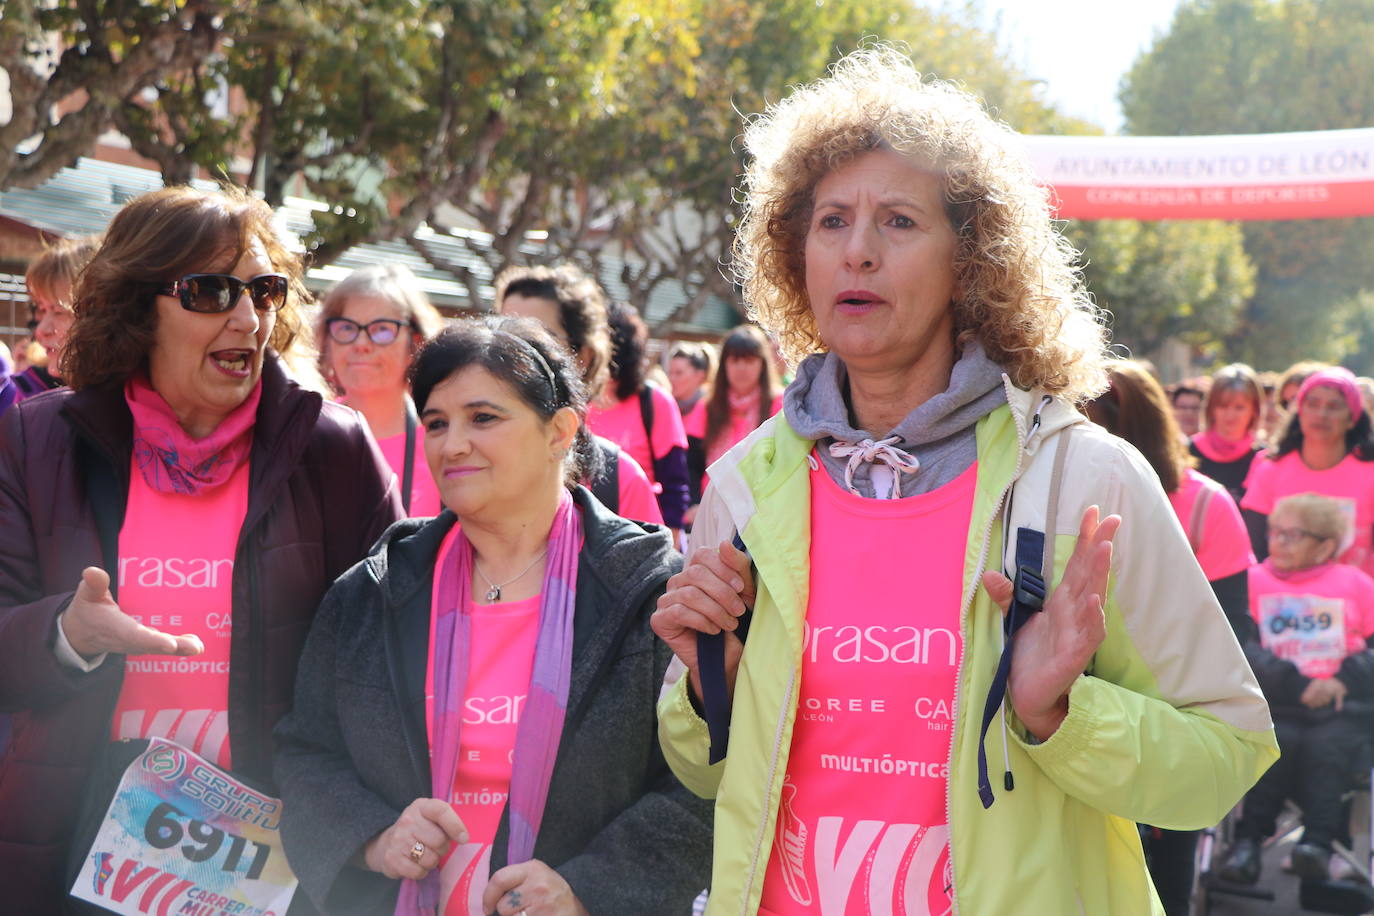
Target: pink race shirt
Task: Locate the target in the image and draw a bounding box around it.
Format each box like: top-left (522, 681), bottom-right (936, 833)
top-left (427, 527), bottom-right (541, 916)
top-left (681, 398), bottom-right (707, 440)
top-left (586, 386), bottom-right (686, 485)
top-left (706, 394), bottom-right (785, 467)
top-left (1243, 452), bottom-right (1374, 577)
top-left (1249, 559), bottom-right (1374, 678)
top-left (378, 430), bottom-right (443, 518)
top-left (1168, 469), bottom-right (1255, 580)
top-left (615, 450), bottom-right (664, 525)
top-left (110, 460), bottom-right (249, 769)
top-left (759, 457), bottom-right (975, 916)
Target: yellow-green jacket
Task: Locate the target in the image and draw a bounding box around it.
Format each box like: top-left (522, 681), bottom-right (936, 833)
top-left (658, 380), bottom-right (1278, 915)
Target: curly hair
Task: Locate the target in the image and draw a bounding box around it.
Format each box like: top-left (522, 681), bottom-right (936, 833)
top-left (605, 300), bottom-right (649, 402)
top-left (732, 45), bottom-right (1109, 402)
top-left (1272, 493), bottom-right (1351, 552)
top-left (494, 263), bottom-right (612, 394)
top-left (62, 185), bottom-right (308, 390)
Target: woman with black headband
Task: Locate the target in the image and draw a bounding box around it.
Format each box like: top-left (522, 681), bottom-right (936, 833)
top-left (274, 316), bottom-right (712, 916)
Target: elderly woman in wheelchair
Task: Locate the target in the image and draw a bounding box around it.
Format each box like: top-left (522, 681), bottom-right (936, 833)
top-left (1222, 493), bottom-right (1374, 885)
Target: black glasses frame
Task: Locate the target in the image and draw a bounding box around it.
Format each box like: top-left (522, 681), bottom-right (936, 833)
top-left (325, 317), bottom-right (413, 346)
top-left (158, 273), bottom-right (289, 314)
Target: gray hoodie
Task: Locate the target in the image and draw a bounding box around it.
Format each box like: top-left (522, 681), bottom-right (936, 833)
top-left (782, 342), bottom-right (1008, 498)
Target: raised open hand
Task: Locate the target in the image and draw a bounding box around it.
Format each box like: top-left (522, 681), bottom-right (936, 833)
top-left (981, 506), bottom-right (1121, 740)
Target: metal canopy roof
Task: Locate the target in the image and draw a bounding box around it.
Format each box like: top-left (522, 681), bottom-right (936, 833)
top-left (0, 157), bottom-right (741, 334)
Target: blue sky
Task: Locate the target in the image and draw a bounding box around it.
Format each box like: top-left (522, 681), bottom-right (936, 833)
top-left (975, 0), bottom-right (1185, 132)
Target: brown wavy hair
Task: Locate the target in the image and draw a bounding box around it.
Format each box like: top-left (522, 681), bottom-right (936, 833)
top-left (1085, 360), bottom-right (1194, 493)
top-left (1203, 363), bottom-right (1263, 435)
top-left (25, 234), bottom-right (102, 305)
top-left (732, 45), bottom-right (1109, 402)
top-left (63, 185), bottom-right (308, 390)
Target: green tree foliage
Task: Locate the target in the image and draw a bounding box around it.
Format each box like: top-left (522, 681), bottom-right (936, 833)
top-left (0, 0), bottom-right (225, 189)
top-left (1065, 219), bottom-right (1254, 359)
top-left (467, 0), bottom-right (1075, 328)
top-left (1120, 0), bottom-right (1374, 369)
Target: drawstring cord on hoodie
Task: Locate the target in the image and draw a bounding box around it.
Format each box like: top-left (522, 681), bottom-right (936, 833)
top-left (827, 436), bottom-right (921, 498)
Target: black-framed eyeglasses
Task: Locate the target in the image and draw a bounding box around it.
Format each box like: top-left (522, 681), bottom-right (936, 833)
top-left (325, 317), bottom-right (411, 346)
top-left (1269, 526), bottom-right (1325, 546)
top-left (158, 273), bottom-right (289, 313)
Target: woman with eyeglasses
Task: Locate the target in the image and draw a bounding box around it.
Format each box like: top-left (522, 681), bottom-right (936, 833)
top-left (319, 264), bottom-right (446, 516)
top-left (1219, 493), bottom-right (1374, 887)
top-left (1243, 367), bottom-right (1374, 576)
top-left (0, 186), bottom-right (404, 911)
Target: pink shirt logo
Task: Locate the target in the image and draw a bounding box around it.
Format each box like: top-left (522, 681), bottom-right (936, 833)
top-left (759, 458), bottom-right (974, 916)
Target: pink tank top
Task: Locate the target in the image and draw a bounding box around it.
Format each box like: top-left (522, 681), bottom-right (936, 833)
top-left (110, 460), bottom-right (250, 768)
top-left (759, 457), bottom-right (975, 916)
top-left (427, 527), bottom-right (541, 915)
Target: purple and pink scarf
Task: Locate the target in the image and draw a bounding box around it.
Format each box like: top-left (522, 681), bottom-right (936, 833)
top-left (125, 373), bottom-right (260, 495)
top-left (398, 490), bottom-right (582, 915)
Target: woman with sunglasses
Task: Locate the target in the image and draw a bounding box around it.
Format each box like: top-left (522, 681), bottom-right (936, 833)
top-left (319, 264), bottom-right (447, 516)
top-left (0, 186), bottom-right (404, 911)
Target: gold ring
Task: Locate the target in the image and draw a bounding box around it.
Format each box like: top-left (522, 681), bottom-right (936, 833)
top-left (408, 840), bottom-right (426, 863)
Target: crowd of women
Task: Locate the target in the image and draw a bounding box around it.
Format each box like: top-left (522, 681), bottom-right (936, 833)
top-left (0, 43), bottom-right (1319, 916)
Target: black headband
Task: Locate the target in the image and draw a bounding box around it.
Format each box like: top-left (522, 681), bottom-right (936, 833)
top-left (498, 329), bottom-right (559, 404)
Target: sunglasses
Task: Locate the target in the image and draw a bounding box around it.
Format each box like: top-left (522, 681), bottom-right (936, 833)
top-left (158, 273), bottom-right (289, 313)
top-left (325, 317), bottom-right (412, 346)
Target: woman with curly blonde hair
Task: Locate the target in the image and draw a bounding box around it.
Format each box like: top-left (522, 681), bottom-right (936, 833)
top-left (653, 46), bottom-right (1275, 915)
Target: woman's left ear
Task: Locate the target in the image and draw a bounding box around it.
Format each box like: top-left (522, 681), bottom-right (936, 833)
top-left (550, 406), bottom-right (580, 458)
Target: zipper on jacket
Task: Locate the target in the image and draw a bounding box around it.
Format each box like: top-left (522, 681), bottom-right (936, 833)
top-left (943, 385), bottom-right (1035, 915)
top-left (741, 665), bottom-right (798, 915)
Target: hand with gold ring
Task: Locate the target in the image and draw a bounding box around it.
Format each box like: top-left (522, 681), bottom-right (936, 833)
top-left (362, 798), bottom-right (469, 880)
top-left (481, 859), bottom-right (590, 916)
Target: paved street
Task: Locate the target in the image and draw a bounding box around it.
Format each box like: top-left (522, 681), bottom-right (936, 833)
top-left (1201, 800), bottom-right (1373, 915)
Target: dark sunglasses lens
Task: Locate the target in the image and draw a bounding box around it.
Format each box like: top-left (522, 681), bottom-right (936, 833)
top-left (185, 276), bottom-right (235, 313)
top-left (249, 275), bottom-right (288, 311)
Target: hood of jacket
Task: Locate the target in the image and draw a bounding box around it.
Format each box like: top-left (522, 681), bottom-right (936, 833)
top-left (782, 342), bottom-right (1008, 496)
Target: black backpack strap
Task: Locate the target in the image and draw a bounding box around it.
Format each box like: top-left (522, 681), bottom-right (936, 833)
top-left (589, 439), bottom-right (621, 513)
top-left (698, 531), bottom-right (752, 764)
top-left (976, 428), bottom-right (1070, 808)
top-left (400, 397), bottom-right (418, 515)
top-left (77, 440), bottom-right (124, 601)
top-left (638, 385), bottom-right (655, 447)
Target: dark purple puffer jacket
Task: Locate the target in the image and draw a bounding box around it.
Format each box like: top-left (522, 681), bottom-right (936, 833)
top-left (0, 355), bottom-right (403, 912)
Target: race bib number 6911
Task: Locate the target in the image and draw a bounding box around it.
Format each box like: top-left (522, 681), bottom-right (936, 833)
top-left (72, 738), bottom-right (297, 916)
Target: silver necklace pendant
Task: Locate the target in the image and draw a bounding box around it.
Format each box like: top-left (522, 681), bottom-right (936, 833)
top-left (485, 585), bottom-right (501, 602)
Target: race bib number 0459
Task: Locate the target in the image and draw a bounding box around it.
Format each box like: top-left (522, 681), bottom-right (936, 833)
top-left (72, 737), bottom-right (297, 916)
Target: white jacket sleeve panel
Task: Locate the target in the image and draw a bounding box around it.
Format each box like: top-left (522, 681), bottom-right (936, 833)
top-left (657, 480), bottom-right (737, 799)
top-left (1013, 425), bottom-right (1277, 829)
